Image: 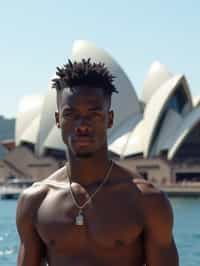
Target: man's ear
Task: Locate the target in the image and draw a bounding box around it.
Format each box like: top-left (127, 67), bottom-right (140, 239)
top-left (55, 111), bottom-right (60, 128)
top-left (108, 110), bottom-right (114, 129)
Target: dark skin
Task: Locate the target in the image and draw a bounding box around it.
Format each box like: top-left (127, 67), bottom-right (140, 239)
top-left (16, 86), bottom-right (179, 266)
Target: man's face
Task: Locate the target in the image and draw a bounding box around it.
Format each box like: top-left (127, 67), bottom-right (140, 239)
top-left (55, 86), bottom-right (113, 158)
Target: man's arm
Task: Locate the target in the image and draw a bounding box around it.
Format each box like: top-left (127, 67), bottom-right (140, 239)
top-left (16, 188), bottom-right (47, 266)
top-left (142, 189), bottom-right (179, 266)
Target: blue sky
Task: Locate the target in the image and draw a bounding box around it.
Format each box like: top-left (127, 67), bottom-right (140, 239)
top-left (1, 0), bottom-right (200, 118)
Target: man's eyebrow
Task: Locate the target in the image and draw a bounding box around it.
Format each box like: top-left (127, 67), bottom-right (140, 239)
top-left (88, 105), bottom-right (103, 111)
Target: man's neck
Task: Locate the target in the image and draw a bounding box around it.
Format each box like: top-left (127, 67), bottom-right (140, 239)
top-left (66, 152), bottom-right (112, 186)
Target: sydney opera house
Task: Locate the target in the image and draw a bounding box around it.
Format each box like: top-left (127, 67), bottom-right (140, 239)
top-left (1, 40), bottom-right (200, 186)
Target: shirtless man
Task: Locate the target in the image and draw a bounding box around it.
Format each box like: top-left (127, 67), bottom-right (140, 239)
top-left (16, 58), bottom-right (179, 266)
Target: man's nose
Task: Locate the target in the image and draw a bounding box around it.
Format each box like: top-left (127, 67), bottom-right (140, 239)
top-left (75, 117), bottom-right (91, 135)
top-left (75, 125), bottom-right (90, 135)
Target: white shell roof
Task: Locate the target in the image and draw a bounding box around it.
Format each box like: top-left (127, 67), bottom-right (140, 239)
top-left (16, 40), bottom-right (142, 156)
top-left (16, 44), bottom-right (200, 161)
top-left (193, 96), bottom-right (200, 107)
top-left (109, 119), bottom-right (145, 157)
top-left (72, 40), bottom-right (141, 136)
top-left (16, 95), bottom-right (44, 145)
top-left (141, 61), bottom-right (172, 104)
top-left (43, 125), bottom-right (64, 151)
top-left (108, 113), bottom-right (142, 144)
top-left (143, 75), bottom-right (192, 158)
top-left (108, 113), bottom-right (142, 156)
top-left (19, 116), bottom-right (41, 144)
top-left (168, 106), bottom-right (200, 160)
top-left (149, 109), bottom-right (183, 156)
top-left (35, 88), bottom-right (57, 156)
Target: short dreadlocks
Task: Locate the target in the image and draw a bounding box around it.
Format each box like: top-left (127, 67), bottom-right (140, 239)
top-left (52, 59), bottom-right (118, 99)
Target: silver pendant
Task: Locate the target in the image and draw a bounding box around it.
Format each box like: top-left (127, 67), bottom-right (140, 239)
top-left (75, 210), bottom-right (84, 226)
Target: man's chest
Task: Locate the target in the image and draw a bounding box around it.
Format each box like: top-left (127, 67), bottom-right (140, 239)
top-left (35, 187), bottom-right (144, 252)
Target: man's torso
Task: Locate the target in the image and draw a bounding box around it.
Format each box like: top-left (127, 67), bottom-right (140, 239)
top-left (30, 165), bottom-right (149, 266)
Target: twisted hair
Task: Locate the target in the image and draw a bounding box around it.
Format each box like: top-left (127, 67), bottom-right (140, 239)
top-left (52, 58), bottom-right (118, 97)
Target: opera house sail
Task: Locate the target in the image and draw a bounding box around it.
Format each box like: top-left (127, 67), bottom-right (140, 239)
top-left (1, 40), bottom-right (200, 191)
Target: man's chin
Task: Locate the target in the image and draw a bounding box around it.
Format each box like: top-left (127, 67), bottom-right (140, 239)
top-left (75, 152), bottom-right (93, 159)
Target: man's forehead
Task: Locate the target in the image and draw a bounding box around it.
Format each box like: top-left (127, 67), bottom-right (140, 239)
top-left (60, 86), bottom-right (106, 107)
top-left (62, 86), bottom-right (105, 96)
top-left (61, 86), bottom-right (106, 102)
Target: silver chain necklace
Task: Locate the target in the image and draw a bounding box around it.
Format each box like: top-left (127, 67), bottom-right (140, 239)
top-left (66, 160), bottom-right (113, 226)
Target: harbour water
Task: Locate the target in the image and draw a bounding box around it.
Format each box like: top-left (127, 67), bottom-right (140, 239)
top-left (0, 198), bottom-right (199, 266)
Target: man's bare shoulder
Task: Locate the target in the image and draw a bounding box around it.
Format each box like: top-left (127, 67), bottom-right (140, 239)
top-left (34, 165), bottom-right (66, 185)
top-left (132, 177), bottom-right (173, 243)
top-left (20, 167), bottom-right (65, 198)
top-left (116, 165), bottom-right (173, 235)
top-left (16, 181), bottom-right (49, 225)
top-left (16, 166), bottom-right (67, 223)
top-left (132, 176), bottom-right (161, 194)
top-left (131, 176), bottom-right (171, 216)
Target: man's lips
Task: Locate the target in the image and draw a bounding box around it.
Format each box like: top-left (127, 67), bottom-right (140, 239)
top-left (73, 137), bottom-right (94, 146)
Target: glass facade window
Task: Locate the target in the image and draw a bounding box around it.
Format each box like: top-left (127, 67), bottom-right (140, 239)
top-left (150, 85), bottom-right (188, 155)
top-left (176, 172), bottom-right (200, 182)
top-left (166, 85), bottom-right (187, 114)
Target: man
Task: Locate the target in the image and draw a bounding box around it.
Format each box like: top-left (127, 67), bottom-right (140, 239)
top-left (16, 58), bottom-right (179, 266)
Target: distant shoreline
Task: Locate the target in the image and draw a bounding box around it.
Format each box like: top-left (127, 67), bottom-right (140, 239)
top-left (159, 183), bottom-right (200, 197)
